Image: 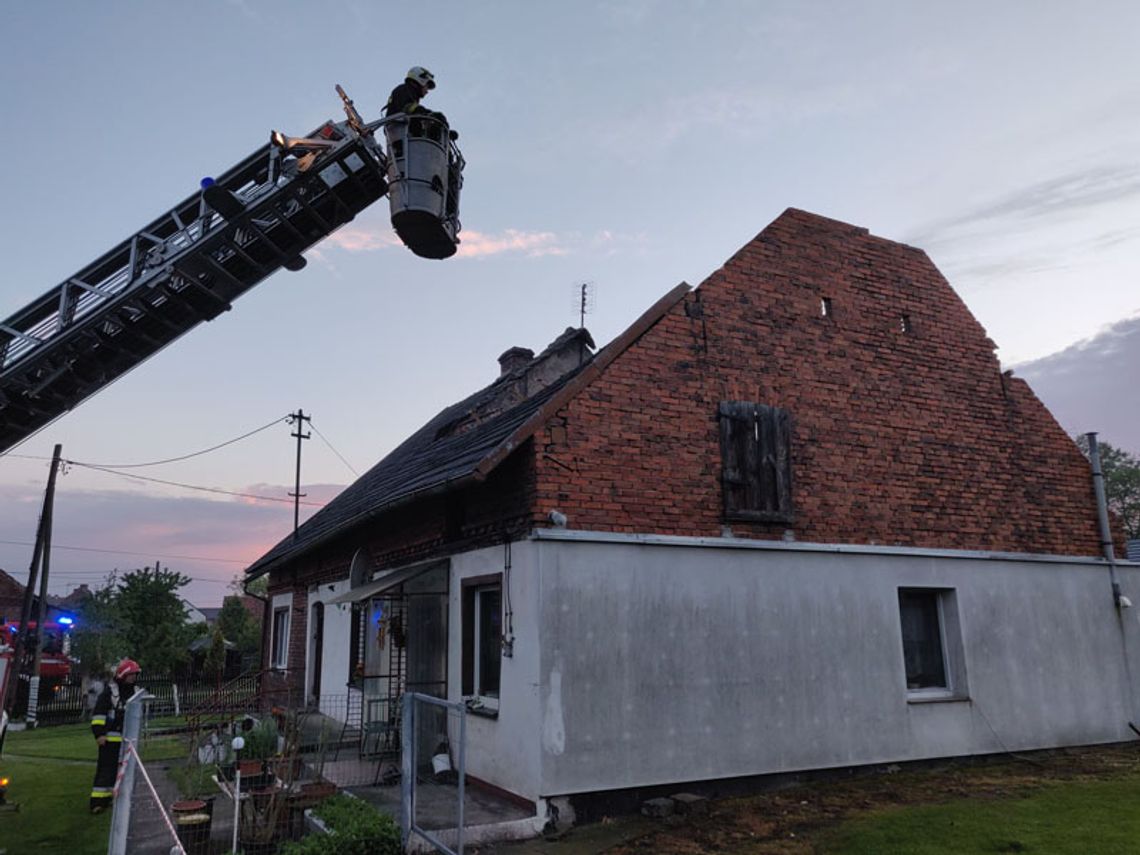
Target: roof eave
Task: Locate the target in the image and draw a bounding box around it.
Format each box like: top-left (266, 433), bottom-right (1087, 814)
top-left (245, 280), bottom-right (690, 581)
top-left (244, 471), bottom-right (479, 581)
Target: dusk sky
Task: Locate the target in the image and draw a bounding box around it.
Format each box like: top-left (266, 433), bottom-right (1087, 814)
top-left (1, 1), bottom-right (1137, 605)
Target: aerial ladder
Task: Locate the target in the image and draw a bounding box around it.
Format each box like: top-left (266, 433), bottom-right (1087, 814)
top-left (0, 86), bottom-right (465, 454)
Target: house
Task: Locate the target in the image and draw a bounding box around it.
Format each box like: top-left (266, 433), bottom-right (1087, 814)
top-left (246, 208), bottom-right (1135, 818)
top-left (0, 568), bottom-right (86, 625)
top-left (182, 599), bottom-right (209, 625)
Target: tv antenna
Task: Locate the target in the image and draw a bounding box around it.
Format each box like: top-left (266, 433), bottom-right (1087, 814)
top-left (574, 282), bottom-right (596, 329)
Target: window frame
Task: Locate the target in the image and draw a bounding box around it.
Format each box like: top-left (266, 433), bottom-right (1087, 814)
top-left (271, 605), bottom-right (290, 670)
top-left (718, 401), bottom-right (794, 523)
top-left (461, 573), bottom-right (503, 712)
top-left (897, 587), bottom-right (969, 702)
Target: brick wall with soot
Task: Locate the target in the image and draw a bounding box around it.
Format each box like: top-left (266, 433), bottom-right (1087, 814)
top-left (533, 208), bottom-right (1112, 556)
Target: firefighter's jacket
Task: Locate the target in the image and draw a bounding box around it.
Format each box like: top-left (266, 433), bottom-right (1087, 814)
top-left (91, 679), bottom-right (138, 742)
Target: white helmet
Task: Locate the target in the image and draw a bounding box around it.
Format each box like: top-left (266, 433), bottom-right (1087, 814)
top-left (406, 66), bottom-right (436, 90)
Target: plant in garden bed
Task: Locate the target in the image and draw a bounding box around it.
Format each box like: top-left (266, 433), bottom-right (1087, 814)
top-left (281, 793), bottom-right (402, 855)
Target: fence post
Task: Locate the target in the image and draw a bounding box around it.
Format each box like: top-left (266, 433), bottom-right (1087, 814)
top-left (172, 683), bottom-right (181, 717)
top-left (401, 693), bottom-right (414, 849)
top-left (107, 691), bottom-right (147, 855)
top-left (26, 675), bottom-right (40, 727)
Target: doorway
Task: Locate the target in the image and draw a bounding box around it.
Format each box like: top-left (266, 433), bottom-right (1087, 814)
top-left (310, 601), bottom-right (324, 702)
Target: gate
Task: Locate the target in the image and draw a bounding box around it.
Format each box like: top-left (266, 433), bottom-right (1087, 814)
top-left (402, 692), bottom-right (467, 854)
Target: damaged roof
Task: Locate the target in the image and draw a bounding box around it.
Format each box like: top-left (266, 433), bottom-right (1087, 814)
top-left (245, 286), bottom-right (688, 579)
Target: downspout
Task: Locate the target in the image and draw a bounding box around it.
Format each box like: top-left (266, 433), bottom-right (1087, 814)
top-left (1087, 432), bottom-right (1140, 737)
top-left (1086, 432), bottom-right (1126, 608)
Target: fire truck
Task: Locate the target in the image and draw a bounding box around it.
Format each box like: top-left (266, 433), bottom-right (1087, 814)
top-left (0, 619), bottom-right (77, 685)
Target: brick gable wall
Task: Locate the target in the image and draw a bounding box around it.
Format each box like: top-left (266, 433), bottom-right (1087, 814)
top-left (532, 209), bottom-right (1109, 556)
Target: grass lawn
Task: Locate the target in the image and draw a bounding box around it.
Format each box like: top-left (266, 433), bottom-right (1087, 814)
top-left (7, 721), bottom-right (188, 763)
top-left (599, 745), bottom-right (1140, 855)
top-left (821, 773), bottom-right (1140, 854)
top-left (0, 754), bottom-right (111, 854)
top-left (0, 723), bottom-right (192, 853)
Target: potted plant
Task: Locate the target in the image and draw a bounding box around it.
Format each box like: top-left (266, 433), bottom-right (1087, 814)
top-left (170, 755), bottom-right (218, 854)
top-left (236, 717), bottom-right (278, 791)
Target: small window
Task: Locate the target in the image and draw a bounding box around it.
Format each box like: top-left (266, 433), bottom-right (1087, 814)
top-left (718, 402), bottom-right (793, 523)
top-left (820, 297), bottom-right (832, 318)
top-left (898, 588), bottom-right (968, 700)
top-left (462, 576), bottom-right (502, 710)
top-left (271, 606), bottom-right (290, 670)
top-left (900, 314), bottom-right (912, 333)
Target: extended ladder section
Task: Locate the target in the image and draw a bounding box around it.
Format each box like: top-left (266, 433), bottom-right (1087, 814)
top-left (0, 119), bottom-right (389, 453)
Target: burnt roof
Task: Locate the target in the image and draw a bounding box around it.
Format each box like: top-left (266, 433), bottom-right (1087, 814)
top-left (246, 360), bottom-right (588, 578)
top-left (246, 285), bottom-right (690, 579)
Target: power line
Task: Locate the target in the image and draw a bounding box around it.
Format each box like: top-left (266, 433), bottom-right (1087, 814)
top-left (0, 539), bottom-right (252, 564)
top-left (78, 414), bottom-right (292, 469)
top-left (310, 420), bottom-right (360, 477)
top-left (64, 460), bottom-right (327, 507)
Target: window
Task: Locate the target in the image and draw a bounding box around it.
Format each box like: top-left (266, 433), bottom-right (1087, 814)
top-left (718, 401), bottom-right (793, 523)
top-left (462, 576), bottom-right (502, 710)
top-left (897, 588), bottom-right (968, 700)
top-left (271, 606), bottom-right (290, 670)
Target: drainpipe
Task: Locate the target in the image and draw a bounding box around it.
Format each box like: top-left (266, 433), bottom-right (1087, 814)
top-left (1087, 432), bottom-right (1125, 608)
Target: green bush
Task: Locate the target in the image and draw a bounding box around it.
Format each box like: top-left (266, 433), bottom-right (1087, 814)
top-left (240, 716), bottom-right (279, 761)
top-left (281, 793), bottom-right (402, 855)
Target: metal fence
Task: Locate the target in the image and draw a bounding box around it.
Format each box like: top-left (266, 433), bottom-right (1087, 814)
top-left (403, 692), bottom-right (468, 855)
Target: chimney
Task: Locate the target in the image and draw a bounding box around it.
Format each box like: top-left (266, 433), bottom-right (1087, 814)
top-left (498, 347), bottom-right (534, 377)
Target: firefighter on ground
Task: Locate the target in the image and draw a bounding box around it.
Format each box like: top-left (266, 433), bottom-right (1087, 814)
top-left (89, 658), bottom-right (140, 813)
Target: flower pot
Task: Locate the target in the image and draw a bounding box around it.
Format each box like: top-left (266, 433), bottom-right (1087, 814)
top-left (251, 784), bottom-right (280, 811)
top-left (269, 756), bottom-right (303, 781)
top-left (171, 799), bottom-right (212, 855)
top-left (294, 780), bottom-right (338, 809)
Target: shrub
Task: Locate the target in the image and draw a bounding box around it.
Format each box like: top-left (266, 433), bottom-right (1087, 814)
top-left (281, 794), bottom-right (402, 855)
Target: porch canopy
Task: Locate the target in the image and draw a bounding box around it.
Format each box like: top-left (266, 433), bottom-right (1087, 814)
top-left (327, 560), bottom-right (444, 605)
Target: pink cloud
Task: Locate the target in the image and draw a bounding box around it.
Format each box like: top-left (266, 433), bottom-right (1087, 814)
top-left (456, 229), bottom-right (567, 258)
top-left (326, 226), bottom-right (402, 252)
top-left (324, 224), bottom-right (567, 259)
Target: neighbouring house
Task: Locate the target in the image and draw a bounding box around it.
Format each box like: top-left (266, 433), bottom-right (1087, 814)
top-left (182, 599), bottom-right (209, 625)
top-left (0, 568), bottom-right (86, 625)
top-left (246, 208), bottom-right (1135, 819)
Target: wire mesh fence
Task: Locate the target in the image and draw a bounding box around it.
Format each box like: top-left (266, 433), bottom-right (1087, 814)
top-left (405, 692), bottom-right (467, 855)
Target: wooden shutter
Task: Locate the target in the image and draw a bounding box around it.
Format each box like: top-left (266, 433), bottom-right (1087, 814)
top-left (719, 401), bottom-right (793, 523)
top-left (719, 401), bottom-right (753, 516)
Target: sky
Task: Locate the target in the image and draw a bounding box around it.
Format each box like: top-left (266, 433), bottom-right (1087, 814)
top-left (0, 1), bottom-right (1137, 606)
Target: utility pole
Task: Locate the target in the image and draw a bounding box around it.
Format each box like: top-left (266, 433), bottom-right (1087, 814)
top-left (287, 409), bottom-right (311, 539)
top-left (24, 444), bottom-right (63, 727)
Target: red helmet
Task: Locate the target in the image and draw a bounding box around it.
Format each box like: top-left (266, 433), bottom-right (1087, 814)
top-left (115, 659), bottom-right (141, 680)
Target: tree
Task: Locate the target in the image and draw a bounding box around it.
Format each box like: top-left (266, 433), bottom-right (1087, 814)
top-left (216, 594), bottom-right (261, 668)
top-left (202, 625), bottom-right (227, 680)
top-left (70, 565), bottom-right (199, 676)
top-left (1075, 436), bottom-right (1140, 540)
top-left (71, 575), bottom-right (124, 677)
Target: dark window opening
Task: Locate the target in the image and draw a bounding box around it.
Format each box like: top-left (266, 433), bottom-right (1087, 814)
top-left (718, 401), bottom-right (793, 523)
top-left (898, 589), bottom-right (947, 690)
top-left (271, 607), bottom-right (289, 669)
top-left (821, 297), bottom-right (832, 317)
top-left (900, 314), bottom-right (912, 333)
top-left (462, 575), bottom-right (502, 705)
